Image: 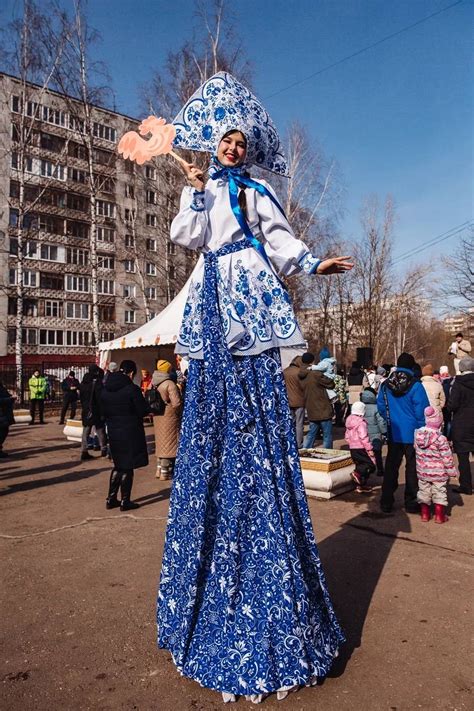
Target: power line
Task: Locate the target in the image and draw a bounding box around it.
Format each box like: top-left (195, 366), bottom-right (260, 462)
top-left (392, 221), bottom-right (473, 265)
top-left (265, 0), bottom-right (464, 100)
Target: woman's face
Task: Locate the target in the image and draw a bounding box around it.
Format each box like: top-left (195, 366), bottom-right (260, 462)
top-left (217, 131), bottom-right (247, 167)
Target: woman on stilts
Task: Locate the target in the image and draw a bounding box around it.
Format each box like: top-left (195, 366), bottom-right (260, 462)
top-left (156, 72), bottom-right (352, 703)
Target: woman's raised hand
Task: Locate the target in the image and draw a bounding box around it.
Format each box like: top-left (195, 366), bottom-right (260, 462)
top-left (316, 256), bottom-right (354, 275)
top-left (181, 161), bottom-right (205, 191)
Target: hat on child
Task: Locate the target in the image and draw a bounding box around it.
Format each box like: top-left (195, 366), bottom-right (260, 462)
top-left (352, 401), bottom-right (366, 416)
top-left (439, 365), bottom-right (449, 376)
top-left (424, 406), bottom-right (443, 430)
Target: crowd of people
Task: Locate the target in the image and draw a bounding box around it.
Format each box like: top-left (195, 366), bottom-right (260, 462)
top-left (283, 342), bottom-right (473, 523)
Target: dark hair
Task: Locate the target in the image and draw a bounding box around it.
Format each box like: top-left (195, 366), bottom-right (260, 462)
top-left (69, 370), bottom-right (75, 376)
top-left (301, 352), bottom-right (315, 364)
top-left (456, 332), bottom-right (463, 338)
top-left (120, 359), bottom-right (137, 376)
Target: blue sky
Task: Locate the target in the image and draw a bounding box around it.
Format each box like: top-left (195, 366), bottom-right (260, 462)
top-left (2, 0), bottom-right (473, 270)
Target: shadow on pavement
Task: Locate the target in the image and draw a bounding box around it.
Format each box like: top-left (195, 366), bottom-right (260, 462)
top-left (318, 502), bottom-right (412, 677)
top-left (134, 487), bottom-right (172, 506)
top-left (0, 462), bottom-right (109, 495)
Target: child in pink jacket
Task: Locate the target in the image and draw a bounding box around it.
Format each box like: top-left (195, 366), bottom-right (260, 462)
top-left (345, 401), bottom-right (376, 493)
top-left (414, 406), bottom-right (457, 523)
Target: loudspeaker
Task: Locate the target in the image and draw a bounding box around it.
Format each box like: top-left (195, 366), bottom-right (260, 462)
top-left (357, 347), bottom-right (373, 369)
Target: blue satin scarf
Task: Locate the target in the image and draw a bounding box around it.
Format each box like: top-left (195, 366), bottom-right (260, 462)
top-left (209, 163), bottom-right (287, 267)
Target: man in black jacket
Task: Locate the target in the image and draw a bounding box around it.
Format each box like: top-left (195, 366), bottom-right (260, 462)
top-left (0, 381), bottom-right (14, 458)
top-left (59, 371), bottom-right (80, 424)
top-left (100, 359), bottom-right (151, 511)
top-left (448, 356), bottom-right (474, 496)
top-left (79, 365), bottom-right (106, 460)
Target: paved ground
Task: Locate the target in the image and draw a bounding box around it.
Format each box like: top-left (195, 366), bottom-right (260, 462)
top-left (1, 420), bottom-right (473, 711)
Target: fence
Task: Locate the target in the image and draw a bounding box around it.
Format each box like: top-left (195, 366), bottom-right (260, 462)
top-left (0, 362), bottom-right (90, 408)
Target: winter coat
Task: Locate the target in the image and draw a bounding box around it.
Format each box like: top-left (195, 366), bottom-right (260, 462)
top-left (28, 375), bottom-right (47, 400)
top-left (449, 339), bottom-right (471, 359)
top-left (79, 373), bottom-right (104, 427)
top-left (345, 414), bottom-right (374, 455)
top-left (298, 368), bottom-right (333, 422)
top-left (61, 376), bottom-right (80, 400)
top-left (310, 358), bottom-right (337, 401)
top-left (377, 367), bottom-right (429, 444)
top-left (421, 376), bottom-right (446, 413)
top-left (0, 384), bottom-right (14, 428)
top-left (100, 371), bottom-right (151, 470)
top-left (447, 372), bottom-right (474, 452)
top-left (152, 371), bottom-right (183, 459)
top-left (414, 427), bottom-right (457, 482)
top-left (360, 389), bottom-right (387, 443)
top-left (347, 367), bottom-right (364, 386)
top-left (283, 356), bottom-right (305, 408)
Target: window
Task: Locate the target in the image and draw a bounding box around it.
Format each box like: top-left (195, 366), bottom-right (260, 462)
top-left (93, 122), bottom-right (117, 142)
top-left (67, 193), bottom-right (88, 212)
top-left (146, 213), bottom-right (157, 227)
top-left (25, 241), bottom-right (38, 258)
top-left (98, 279), bottom-right (114, 295)
top-left (42, 105), bottom-right (67, 127)
top-left (169, 265), bottom-right (176, 280)
top-left (40, 160), bottom-right (65, 181)
top-left (22, 328), bottom-right (37, 345)
top-left (7, 328), bottom-right (16, 346)
top-left (45, 300), bottom-right (62, 317)
top-left (39, 215), bottom-right (62, 234)
top-left (124, 259), bottom-right (136, 273)
top-left (145, 286), bottom-right (157, 300)
top-left (68, 142), bottom-right (87, 160)
top-left (66, 274), bottom-right (90, 293)
top-left (11, 153), bottom-right (18, 169)
top-left (146, 238), bottom-right (157, 251)
top-left (40, 133), bottom-right (65, 153)
top-left (148, 311), bottom-right (156, 320)
top-left (66, 221), bottom-right (89, 239)
top-left (99, 305), bottom-right (115, 322)
top-left (40, 244), bottom-right (60, 262)
top-left (40, 272), bottom-right (64, 290)
top-left (39, 329), bottom-right (64, 345)
top-left (167, 242), bottom-right (176, 256)
top-left (169, 288), bottom-right (176, 300)
top-left (68, 166), bottom-right (87, 184)
top-left (66, 331), bottom-right (93, 346)
top-left (9, 209), bottom-right (18, 227)
top-left (12, 95), bottom-right (20, 113)
top-left (94, 148), bottom-right (115, 166)
top-left (8, 298), bottom-right (37, 316)
top-left (101, 331), bottom-right (115, 342)
top-left (69, 116), bottom-right (85, 133)
top-left (66, 247), bottom-right (89, 266)
top-left (124, 208), bottom-right (136, 223)
top-left (124, 310), bottom-right (136, 324)
top-left (123, 284), bottom-right (136, 298)
top-left (9, 269), bottom-right (38, 286)
top-left (146, 190), bottom-right (156, 205)
top-left (9, 238), bottom-right (18, 256)
top-left (96, 200), bottom-right (116, 218)
top-left (125, 234), bottom-right (135, 248)
top-left (40, 188), bottom-right (66, 208)
top-left (98, 255), bottom-right (114, 270)
top-left (100, 178), bottom-right (115, 194)
top-left (9, 210), bottom-right (36, 229)
top-left (146, 262), bottom-right (156, 276)
top-left (66, 302), bottom-right (90, 320)
top-left (145, 165), bottom-right (156, 180)
top-left (125, 184), bottom-right (135, 199)
top-left (97, 226), bottom-right (115, 243)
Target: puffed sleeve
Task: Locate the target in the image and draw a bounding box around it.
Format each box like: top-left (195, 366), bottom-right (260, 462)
top-left (255, 179), bottom-right (321, 277)
top-left (169, 186), bottom-right (209, 251)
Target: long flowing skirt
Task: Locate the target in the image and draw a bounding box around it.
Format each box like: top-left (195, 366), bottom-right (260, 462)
top-left (157, 347), bottom-right (344, 695)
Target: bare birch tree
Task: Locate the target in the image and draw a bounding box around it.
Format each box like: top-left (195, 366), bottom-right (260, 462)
top-left (0, 0), bottom-right (69, 395)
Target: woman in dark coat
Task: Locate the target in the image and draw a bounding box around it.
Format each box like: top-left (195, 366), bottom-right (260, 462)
top-left (100, 359), bottom-right (150, 510)
top-left (79, 365), bottom-right (106, 460)
top-left (0, 381), bottom-right (15, 457)
top-left (447, 357), bottom-right (474, 496)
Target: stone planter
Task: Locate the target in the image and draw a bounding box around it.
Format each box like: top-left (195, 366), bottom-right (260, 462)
top-left (300, 448), bottom-right (355, 500)
top-left (63, 419), bottom-right (83, 443)
top-left (13, 409), bottom-right (32, 425)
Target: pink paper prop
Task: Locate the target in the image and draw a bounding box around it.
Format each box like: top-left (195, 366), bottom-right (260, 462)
top-left (118, 117), bottom-right (185, 166)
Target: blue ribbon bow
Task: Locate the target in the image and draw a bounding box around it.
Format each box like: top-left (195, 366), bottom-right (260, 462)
top-left (210, 165), bottom-right (287, 267)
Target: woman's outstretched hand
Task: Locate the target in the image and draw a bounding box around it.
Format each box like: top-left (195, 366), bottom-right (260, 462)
top-left (181, 161), bottom-right (205, 191)
top-left (316, 256), bottom-right (354, 275)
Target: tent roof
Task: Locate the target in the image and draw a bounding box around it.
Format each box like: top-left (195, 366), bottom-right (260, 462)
top-left (97, 280), bottom-right (189, 352)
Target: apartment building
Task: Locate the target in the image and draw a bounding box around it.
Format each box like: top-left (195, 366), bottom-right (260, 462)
top-left (0, 72), bottom-right (188, 365)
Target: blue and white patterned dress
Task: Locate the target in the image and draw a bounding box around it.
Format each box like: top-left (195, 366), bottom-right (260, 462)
top-left (157, 175), bottom-right (344, 698)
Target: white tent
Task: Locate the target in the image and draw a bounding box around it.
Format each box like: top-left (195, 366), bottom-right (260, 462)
top-left (97, 280), bottom-right (190, 372)
top-left (98, 279), bottom-right (305, 373)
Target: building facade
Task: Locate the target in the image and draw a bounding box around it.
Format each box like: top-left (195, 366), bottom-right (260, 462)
top-left (0, 73), bottom-right (190, 365)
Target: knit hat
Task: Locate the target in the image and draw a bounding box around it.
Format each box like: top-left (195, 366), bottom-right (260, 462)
top-left (397, 352), bottom-right (415, 369)
top-left (377, 366), bottom-right (386, 376)
top-left (424, 406), bottom-right (443, 429)
top-left (422, 364), bottom-right (434, 377)
top-left (108, 362), bottom-right (118, 372)
top-left (439, 365), bottom-right (449, 376)
top-left (301, 352), bottom-right (315, 364)
top-left (459, 356), bottom-right (474, 373)
top-left (351, 401), bottom-right (366, 417)
top-left (156, 359), bottom-right (172, 373)
top-left (319, 347), bottom-right (331, 360)
top-left (120, 359), bottom-right (137, 375)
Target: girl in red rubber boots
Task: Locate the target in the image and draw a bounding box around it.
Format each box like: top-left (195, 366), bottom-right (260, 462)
top-left (414, 406), bottom-right (457, 523)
